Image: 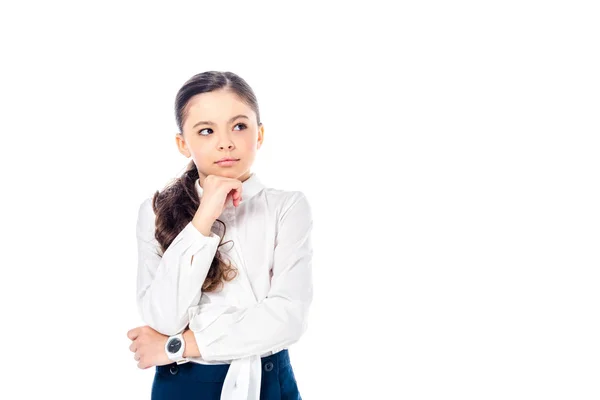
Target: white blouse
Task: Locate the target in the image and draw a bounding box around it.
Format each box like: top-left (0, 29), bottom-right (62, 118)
top-left (135, 172), bottom-right (313, 400)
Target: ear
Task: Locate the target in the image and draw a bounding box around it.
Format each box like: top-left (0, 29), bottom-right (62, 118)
top-left (257, 124), bottom-right (265, 150)
top-left (175, 133), bottom-right (191, 157)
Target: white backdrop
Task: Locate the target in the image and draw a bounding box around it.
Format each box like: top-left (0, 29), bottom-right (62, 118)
top-left (1, 1), bottom-right (598, 399)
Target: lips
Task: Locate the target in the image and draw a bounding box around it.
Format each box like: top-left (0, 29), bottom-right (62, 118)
top-left (215, 159), bottom-right (239, 167)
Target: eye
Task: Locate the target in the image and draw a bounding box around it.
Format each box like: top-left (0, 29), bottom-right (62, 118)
top-left (198, 123), bottom-right (247, 136)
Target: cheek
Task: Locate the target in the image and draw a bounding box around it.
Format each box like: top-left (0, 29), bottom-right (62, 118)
top-left (195, 148), bottom-right (213, 162)
top-left (241, 137), bottom-right (258, 152)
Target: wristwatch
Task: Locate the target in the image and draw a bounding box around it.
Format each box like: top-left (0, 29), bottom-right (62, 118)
top-left (164, 332), bottom-right (189, 365)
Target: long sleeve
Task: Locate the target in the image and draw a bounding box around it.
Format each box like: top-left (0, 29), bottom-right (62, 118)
top-left (189, 192), bottom-right (314, 361)
top-left (136, 198), bottom-right (222, 336)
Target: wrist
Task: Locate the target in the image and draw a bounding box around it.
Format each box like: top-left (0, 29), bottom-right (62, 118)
top-left (182, 329), bottom-right (201, 358)
top-left (164, 332), bottom-right (186, 364)
top-left (182, 330), bottom-right (190, 358)
top-left (192, 210), bottom-right (215, 236)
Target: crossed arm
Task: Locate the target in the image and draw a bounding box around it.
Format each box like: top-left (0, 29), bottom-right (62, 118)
top-left (136, 192), bottom-right (313, 361)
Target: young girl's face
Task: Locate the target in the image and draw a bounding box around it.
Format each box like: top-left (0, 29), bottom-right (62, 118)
top-left (176, 89), bottom-right (264, 183)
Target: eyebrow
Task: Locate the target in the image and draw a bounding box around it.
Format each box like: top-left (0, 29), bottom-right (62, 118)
top-left (192, 114), bottom-right (249, 128)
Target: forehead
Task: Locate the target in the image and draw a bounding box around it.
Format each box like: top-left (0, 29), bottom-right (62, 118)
top-left (184, 89), bottom-right (254, 125)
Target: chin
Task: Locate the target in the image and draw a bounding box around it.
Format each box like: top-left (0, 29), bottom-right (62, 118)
top-left (213, 169), bottom-right (238, 177)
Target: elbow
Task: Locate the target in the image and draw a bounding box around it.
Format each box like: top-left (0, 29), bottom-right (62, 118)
top-left (281, 299), bottom-right (310, 345)
top-left (288, 320), bottom-right (308, 346)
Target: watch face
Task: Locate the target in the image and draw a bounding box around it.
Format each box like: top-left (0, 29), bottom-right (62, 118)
top-left (167, 338), bottom-right (182, 353)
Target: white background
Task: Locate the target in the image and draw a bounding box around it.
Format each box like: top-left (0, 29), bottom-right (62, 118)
top-left (1, 1), bottom-right (598, 399)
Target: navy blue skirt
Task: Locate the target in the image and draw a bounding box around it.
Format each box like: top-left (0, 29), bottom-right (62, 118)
top-left (151, 349), bottom-right (302, 400)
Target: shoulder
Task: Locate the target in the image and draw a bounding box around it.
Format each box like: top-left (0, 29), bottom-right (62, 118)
top-left (260, 186), bottom-right (309, 204)
top-left (260, 187), bottom-right (311, 222)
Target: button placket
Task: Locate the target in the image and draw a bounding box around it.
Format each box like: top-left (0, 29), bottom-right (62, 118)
top-left (227, 210), bottom-right (258, 303)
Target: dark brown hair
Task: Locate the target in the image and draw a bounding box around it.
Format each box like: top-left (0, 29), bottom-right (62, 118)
top-left (151, 71), bottom-right (262, 292)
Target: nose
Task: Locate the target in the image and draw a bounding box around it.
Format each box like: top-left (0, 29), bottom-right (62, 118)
top-left (217, 134), bottom-right (235, 150)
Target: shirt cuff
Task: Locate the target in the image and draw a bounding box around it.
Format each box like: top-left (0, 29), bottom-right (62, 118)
top-left (175, 220), bottom-right (221, 258)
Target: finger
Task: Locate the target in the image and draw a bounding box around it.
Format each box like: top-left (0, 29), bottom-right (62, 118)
top-left (127, 329), bottom-right (139, 340)
top-left (227, 180), bottom-right (242, 195)
top-left (228, 188), bottom-right (239, 200)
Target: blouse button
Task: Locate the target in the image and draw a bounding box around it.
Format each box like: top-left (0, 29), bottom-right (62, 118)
top-left (264, 362), bottom-right (274, 372)
top-left (169, 365), bottom-right (178, 375)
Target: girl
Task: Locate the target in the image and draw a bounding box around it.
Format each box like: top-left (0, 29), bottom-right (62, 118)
top-left (126, 71), bottom-right (313, 400)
